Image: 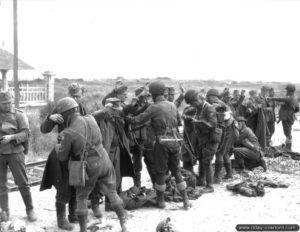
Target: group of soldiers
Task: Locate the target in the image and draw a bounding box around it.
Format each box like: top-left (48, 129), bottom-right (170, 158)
top-left (0, 80), bottom-right (298, 232)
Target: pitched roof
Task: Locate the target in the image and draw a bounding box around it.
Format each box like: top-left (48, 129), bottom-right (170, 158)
top-left (0, 48), bottom-right (34, 70)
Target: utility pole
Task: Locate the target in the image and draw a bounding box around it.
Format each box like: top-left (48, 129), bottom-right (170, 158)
top-left (13, 0), bottom-right (19, 107)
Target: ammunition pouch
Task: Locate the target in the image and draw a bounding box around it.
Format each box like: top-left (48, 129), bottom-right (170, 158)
top-left (210, 127), bottom-right (222, 143)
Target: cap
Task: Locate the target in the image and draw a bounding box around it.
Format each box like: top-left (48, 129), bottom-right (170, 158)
top-left (249, 90), bottom-right (257, 96)
top-left (0, 91), bottom-right (13, 103)
top-left (168, 86), bottom-right (177, 95)
top-left (236, 116), bottom-right (247, 122)
top-left (68, 83), bottom-right (82, 96)
top-left (115, 85), bottom-right (128, 95)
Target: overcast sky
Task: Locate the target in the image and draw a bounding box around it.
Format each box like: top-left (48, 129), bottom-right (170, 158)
top-left (0, 0), bottom-right (300, 82)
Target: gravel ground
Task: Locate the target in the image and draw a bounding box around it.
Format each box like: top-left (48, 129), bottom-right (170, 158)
top-left (5, 120), bottom-right (300, 232)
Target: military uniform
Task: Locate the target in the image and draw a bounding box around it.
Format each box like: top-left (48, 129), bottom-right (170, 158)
top-left (55, 105), bottom-right (127, 232)
top-left (127, 81), bottom-right (190, 210)
top-left (167, 86), bottom-right (184, 108)
top-left (181, 106), bottom-right (197, 172)
top-left (233, 117), bottom-right (267, 171)
top-left (193, 101), bottom-right (219, 191)
top-left (268, 84), bottom-right (298, 150)
top-left (123, 87), bottom-right (152, 187)
top-left (206, 89), bottom-right (233, 184)
top-left (0, 91), bottom-right (36, 222)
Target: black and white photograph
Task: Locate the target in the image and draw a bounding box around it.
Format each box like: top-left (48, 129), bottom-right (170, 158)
top-left (0, 0), bottom-right (300, 231)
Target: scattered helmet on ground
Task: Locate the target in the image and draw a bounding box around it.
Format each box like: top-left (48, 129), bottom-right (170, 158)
top-left (149, 81), bottom-right (166, 95)
top-left (56, 97), bottom-right (78, 114)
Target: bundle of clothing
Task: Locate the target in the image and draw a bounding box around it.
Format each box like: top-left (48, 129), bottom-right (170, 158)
top-left (119, 169), bottom-right (201, 210)
top-left (265, 145), bottom-right (300, 160)
top-left (165, 169), bottom-right (201, 202)
top-left (226, 177), bottom-right (289, 197)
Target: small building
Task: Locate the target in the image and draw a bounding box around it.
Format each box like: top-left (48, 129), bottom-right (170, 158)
top-left (0, 48), bottom-right (54, 107)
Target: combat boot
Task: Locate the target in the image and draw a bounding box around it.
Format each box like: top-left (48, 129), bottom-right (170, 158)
top-left (21, 193), bottom-right (37, 222)
top-left (223, 162), bottom-right (233, 179)
top-left (180, 190), bottom-right (191, 210)
top-left (0, 193), bottom-right (9, 222)
top-left (156, 190), bottom-right (166, 209)
top-left (201, 164), bottom-right (214, 194)
top-left (56, 202), bottom-right (74, 231)
top-left (92, 205), bottom-right (102, 219)
top-left (286, 142), bottom-right (292, 151)
top-left (133, 172), bottom-right (141, 188)
top-left (68, 197), bottom-right (78, 223)
top-left (114, 204), bottom-right (128, 232)
top-left (78, 214), bottom-right (87, 232)
top-left (197, 163), bottom-right (206, 186)
top-left (258, 158), bottom-right (267, 172)
top-left (213, 162), bottom-right (223, 184)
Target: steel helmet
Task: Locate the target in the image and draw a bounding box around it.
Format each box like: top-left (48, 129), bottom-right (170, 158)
top-left (56, 97), bottom-right (78, 114)
top-left (285, 84), bottom-right (296, 92)
top-left (206, 88), bottom-right (220, 97)
top-left (184, 89), bottom-right (198, 104)
top-left (149, 81), bottom-right (166, 95)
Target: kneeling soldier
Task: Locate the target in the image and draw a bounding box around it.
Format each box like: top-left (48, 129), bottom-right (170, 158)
top-left (55, 97), bottom-right (127, 232)
top-left (233, 116), bottom-right (267, 172)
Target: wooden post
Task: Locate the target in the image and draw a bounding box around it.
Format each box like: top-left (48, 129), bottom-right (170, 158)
top-left (43, 71), bottom-right (55, 102)
top-left (13, 0), bottom-right (19, 107)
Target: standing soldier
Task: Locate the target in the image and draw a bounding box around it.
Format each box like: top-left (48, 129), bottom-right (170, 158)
top-left (184, 89), bottom-right (220, 193)
top-left (257, 86), bottom-right (273, 146)
top-left (93, 98), bottom-right (134, 210)
top-left (268, 84), bottom-right (298, 151)
top-left (40, 83), bottom-right (100, 231)
top-left (123, 86), bottom-right (153, 187)
top-left (126, 81), bottom-right (191, 210)
top-left (0, 91), bottom-right (37, 222)
top-left (54, 97), bottom-right (127, 232)
top-left (267, 88), bottom-right (276, 144)
top-left (205, 89), bottom-right (232, 184)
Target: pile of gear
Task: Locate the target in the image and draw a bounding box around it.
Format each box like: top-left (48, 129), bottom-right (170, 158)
top-left (265, 145), bottom-right (300, 160)
top-left (226, 177), bottom-right (289, 197)
top-left (119, 169), bottom-right (201, 210)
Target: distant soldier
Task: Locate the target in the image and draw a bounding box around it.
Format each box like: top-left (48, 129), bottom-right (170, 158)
top-left (185, 89), bottom-right (220, 193)
top-left (167, 85), bottom-right (185, 108)
top-left (230, 89), bottom-right (246, 117)
top-left (54, 97), bottom-right (127, 232)
top-left (126, 81), bottom-right (191, 210)
top-left (257, 86), bottom-right (273, 146)
top-left (268, 84), bottom-right (298, 150)
top-left (0, 91), bottom-right (37, 222)
top-left (233, 116), bottom-right (267, 172)
top-left (267, 88), bottom-right (276, 143)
